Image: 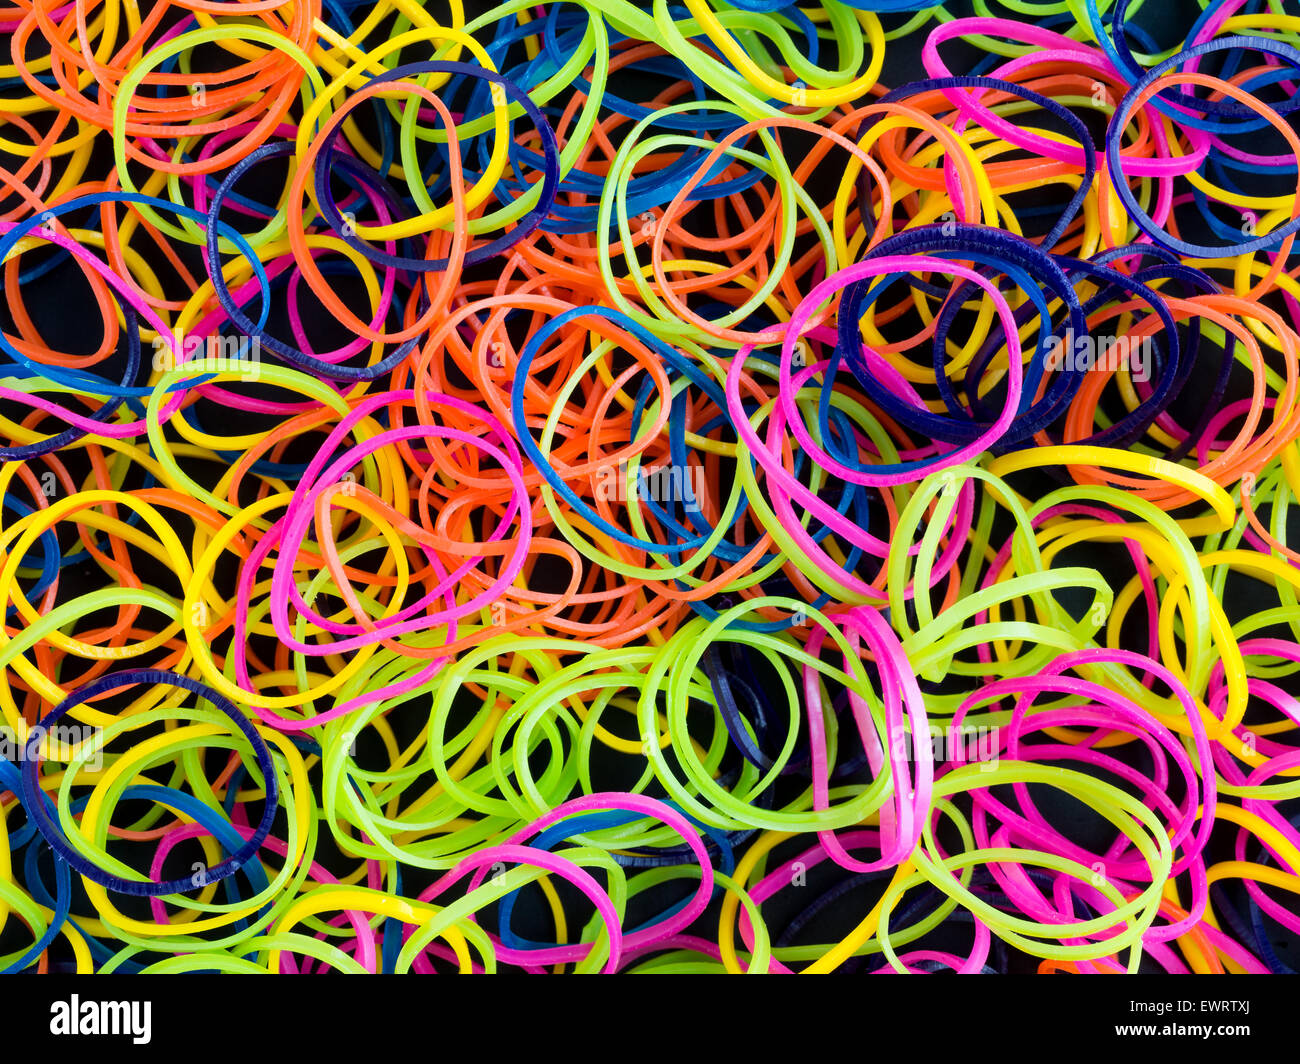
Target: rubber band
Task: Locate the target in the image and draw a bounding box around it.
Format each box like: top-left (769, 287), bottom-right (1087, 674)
top-left (0, 0), bottom-right (1297, 977)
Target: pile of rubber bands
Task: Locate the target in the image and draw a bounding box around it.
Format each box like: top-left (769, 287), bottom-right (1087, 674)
top-left (2, 0), bottom-right (1300, 975)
